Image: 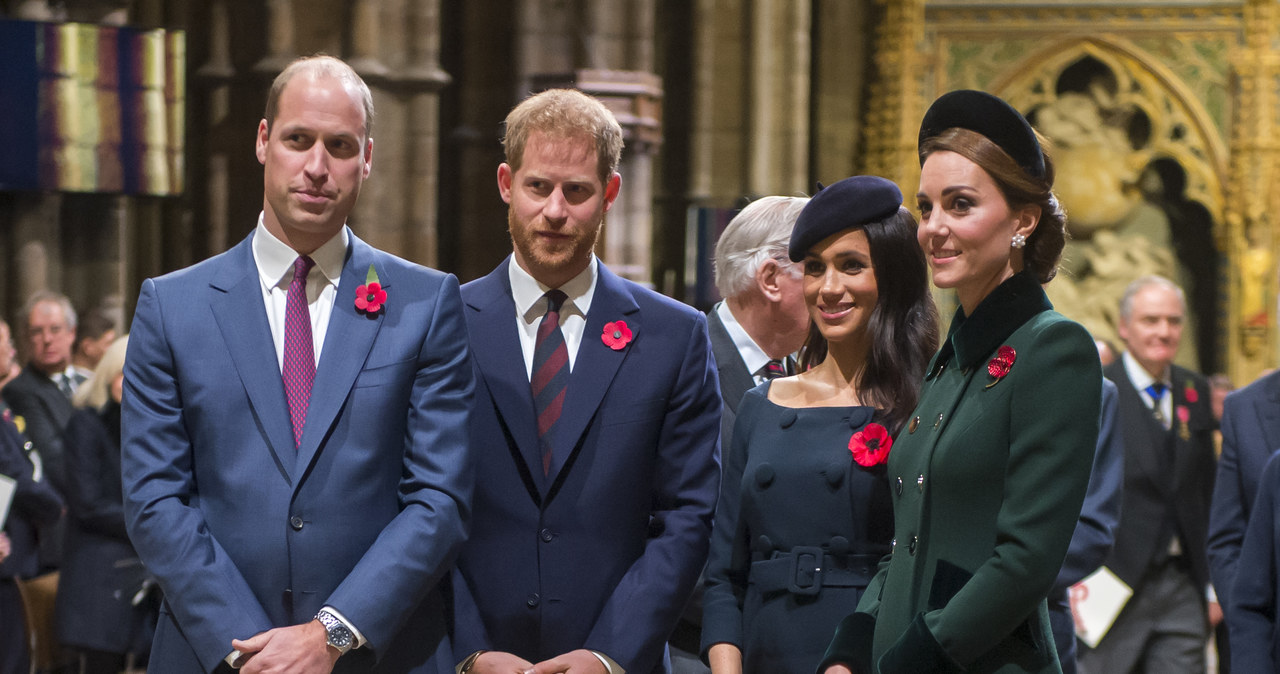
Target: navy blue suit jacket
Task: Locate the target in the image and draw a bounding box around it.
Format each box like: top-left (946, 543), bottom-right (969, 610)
top-left (1048, 378), bottom-right (1124, 672)
top-left (1209, 369), bottom-right (1280, 611)
top-left (452, 258), bottom-right (721, 674)
top-left (1227, 451), bottom-right (1280, 670)
top-left (122, 230), bottom-right (475, 673)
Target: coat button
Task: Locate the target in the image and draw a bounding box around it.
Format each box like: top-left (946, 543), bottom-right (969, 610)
top-left (779, 410), bottom-right (797, 429)
top-left (895, 477), bottom-right (903, 496)
top-left (933, 413), bottom-right (944, 429)
top-left (917, 474), bottom-right (924, 492)
top-left (909, 416), bottom-right (920, 433)
top-left (908, 536), bottom-right (918, 555)
top-left (290, 516), bottom-right (304, 531)
top-left (526, 593), bottom-right (540, 608)
top-left (754, 464), bottom-right (776, 488)
top-left (539, 528), bottom-right (554, 542)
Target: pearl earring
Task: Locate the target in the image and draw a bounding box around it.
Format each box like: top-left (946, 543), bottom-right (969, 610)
top-left (1011, 234), bottom-right (1027, 249)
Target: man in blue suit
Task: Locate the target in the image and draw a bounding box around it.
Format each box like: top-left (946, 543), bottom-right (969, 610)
top-left (451, 89), bottom-right (722, 674)
top-left (122, 56), bottom-right (474, 674)
top-left (1209, 369), bottom-right (1280, 658)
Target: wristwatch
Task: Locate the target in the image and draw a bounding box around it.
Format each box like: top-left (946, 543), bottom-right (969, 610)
top-left (315, 608), bottom-right (354, 655)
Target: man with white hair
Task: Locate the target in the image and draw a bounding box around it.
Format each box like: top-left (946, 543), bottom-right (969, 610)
top-left (668, 196), bottom-right (811, 673)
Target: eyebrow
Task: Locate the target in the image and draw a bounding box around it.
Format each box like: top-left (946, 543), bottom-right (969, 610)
top-left (917, 185), bottom-right (976, 199)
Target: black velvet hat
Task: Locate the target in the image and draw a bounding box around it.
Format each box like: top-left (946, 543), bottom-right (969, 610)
top-left (917, 89), bottom-right (1045, 181)
top-left (788, 175), bottom-right (902, 262)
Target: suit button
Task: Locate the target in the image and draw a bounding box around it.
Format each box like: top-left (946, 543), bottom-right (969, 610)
top-left (908, 536), bottom-right (918, 555)
top-left (539, 528), bottom-right (554, 542)
top-left (526, 593), bottom-right (540, 608)
top-left (290, 516), bottom-right (304, 530)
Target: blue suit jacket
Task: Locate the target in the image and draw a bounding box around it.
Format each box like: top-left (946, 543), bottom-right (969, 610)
top-left (1209, 369), bottom-right (1280, 612)
top-left (451, 258), bottom-right (721, 674)
top-left (1227, 450), bottom-right (1280, 670)
top-left (122, 230), bottom-right (474, 673)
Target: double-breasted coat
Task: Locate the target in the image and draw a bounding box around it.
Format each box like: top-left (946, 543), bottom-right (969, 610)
top-left (822, 272), bottom-right (1101, 673)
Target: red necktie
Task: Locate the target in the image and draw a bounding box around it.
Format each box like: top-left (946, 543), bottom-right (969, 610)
top-left (283, 256), bottom-right (316, 448)
top-left (532, 289), bottom-right (569, 475)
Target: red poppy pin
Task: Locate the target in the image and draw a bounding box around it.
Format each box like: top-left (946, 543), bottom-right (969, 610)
top-left (602, 320), bottom-right (632, 350)
top-left (355, 265), bottom-right (387, 314)
top-left (985, 345), bottom-right (1016, 389)
top-left (1183, 382), bottom-right (1199, 403)
top-left (850, 423), bottom-right (892, 467)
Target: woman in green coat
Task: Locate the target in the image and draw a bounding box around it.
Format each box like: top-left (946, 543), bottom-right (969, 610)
top-left (820, 90), bottom-right (1102, 673)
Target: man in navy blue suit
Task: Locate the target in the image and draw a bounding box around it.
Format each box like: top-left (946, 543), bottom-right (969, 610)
top-left (1209, 368), bottom-right (1280, 661)
top-left (452, 89), bottom-right (722, 674)
top-left (122, 56), bottom-right (474, 673)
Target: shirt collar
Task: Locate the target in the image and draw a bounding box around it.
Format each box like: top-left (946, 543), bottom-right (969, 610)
top-left (715, 301), bottom-right (771, 376)
top-left (1122, 350), bottom-right (1169, 391)
top-left (508, 255), bottom-right (598, 323)
top-left (251, 213), bottom-right (348, 290)
top-left (932, 271), bottom-right (1053, 374)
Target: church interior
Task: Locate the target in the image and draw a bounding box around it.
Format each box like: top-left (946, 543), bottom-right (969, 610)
top-left (1, 0), bottom-right (1277, 387)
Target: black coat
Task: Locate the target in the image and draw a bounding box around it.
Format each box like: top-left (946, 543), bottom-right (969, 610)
top-left (0, 401), bottom-right (63, 580)
top-left (55, 403), bottom-right (156, 654)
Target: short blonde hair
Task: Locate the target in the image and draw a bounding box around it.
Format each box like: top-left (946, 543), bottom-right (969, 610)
top-left (502, 89), bottom-right (623, 185)
top-left (73, 335), bottom-right (128, 411)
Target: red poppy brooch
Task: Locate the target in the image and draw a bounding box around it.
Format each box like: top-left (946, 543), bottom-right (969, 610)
top-left (602, 320), bottom-right (632, 350)
top-left (355, 265), bottom-right (387, 314)
top-left (1183, 382), bottom-right (1199, 403)
top-left (849, 423), bottom-right (892, 468)
top-left (985, 345), bottom-right (1016, 389)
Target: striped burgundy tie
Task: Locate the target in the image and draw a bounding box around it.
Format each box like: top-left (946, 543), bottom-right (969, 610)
top-left (532, 289), bottom-right (569, 476)
top-left (283, 255), bottom-right (316, 448)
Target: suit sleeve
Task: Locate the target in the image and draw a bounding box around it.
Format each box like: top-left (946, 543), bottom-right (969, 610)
top-left (700, 390), bottom-right (759, 657)
top-left (62, 411), bottom-right (129, 541)
top-left (323, 273), bottom-right (475, 652)
top-left (582, 313), bottom-right (722, 673)
top-left (1209, 395), bottom-right (1248, 610)
top-left (1053, 378), bottom-right (1124, 592)
top-left (884, 320), bottom-right (1100, 670)
top-left (1227, 453), bottom-right (1280, 671)
top-left (122, 278), bottom-right (276, 671)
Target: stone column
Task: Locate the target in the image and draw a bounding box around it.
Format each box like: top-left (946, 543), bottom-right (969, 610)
top-left (861, 0), bottom-right (925, 191)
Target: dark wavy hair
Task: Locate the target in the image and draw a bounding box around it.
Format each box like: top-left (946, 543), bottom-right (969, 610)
top-left (797, 207), bottom-right (940, 434)
top-left (920, 127), bottom-right (1066, 283)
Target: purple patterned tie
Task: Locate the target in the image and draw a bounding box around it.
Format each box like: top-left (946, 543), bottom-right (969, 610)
top-left (532, 289), bottom-right (569, 476)
top-left (283, 256), bottom-right (316, 448)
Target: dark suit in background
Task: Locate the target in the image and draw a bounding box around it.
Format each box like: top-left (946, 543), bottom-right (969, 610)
top-left (1209, 369), bottom-right (1280, 612)
top-left (2, 366), bottom-right (74, 569)
top-left (707, 307), bottom-right (756, 447)
top-left (452, 258), bottom-right (721, 674)
top-left (0, 400), bottom-right (64, 674)
top-left (1080, 358), bottom-right (1215, 673)
top-left (1048, 378), bottom-right (1124, 674)
top-left (1225, 451), bottom-right (1280, 670)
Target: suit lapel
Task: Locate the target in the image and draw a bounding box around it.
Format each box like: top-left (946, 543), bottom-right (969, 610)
top-left (547, 265), bottom-right (640, 483)
top-left (295, 234), bottom-right (385, 477)
top-left (707, 307), bottom-right (755, 414)
top-left (209, 236), bottom-right (297, 483)
top-left (465, 260), bottom-right (544, 486)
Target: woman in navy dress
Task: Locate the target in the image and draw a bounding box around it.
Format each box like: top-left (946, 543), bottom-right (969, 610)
top-left (702, 175), bottom-right (938, 673)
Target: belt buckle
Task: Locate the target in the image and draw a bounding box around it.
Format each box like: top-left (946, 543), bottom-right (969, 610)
top-left (788, 546), bottom-right (824, 596)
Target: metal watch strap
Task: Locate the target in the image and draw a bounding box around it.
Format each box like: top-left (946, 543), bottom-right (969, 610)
top-left (315, 609), bottom-right (354, 655)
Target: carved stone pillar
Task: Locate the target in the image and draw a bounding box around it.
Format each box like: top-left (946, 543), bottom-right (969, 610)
top-left (253, 0), bottom-right (295, 75)
top-left (748, 0), bottom-right (810, 196)
top-left (1225, 0), bottom-right (1280, 383)
top-left (861, 0), bottom-right (925, 191)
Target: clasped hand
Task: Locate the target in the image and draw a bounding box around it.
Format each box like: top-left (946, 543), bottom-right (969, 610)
top-left (231, 620), bottom-right (340, 674)
top-left (471, 648), bottom-right (608, 674)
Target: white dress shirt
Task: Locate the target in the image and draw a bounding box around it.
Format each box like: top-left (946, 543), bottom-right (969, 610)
top-left (1122, 351), bottom-right (1172, 430)
top-left (508, 256), bottom-right (598, 380)
top-left (250, 216), bottom-right (347, 370)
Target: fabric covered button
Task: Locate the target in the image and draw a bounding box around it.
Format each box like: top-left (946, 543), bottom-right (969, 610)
top-left (779, 410), bottom-right (798, 429)
top-left (828, 536), bottom-right (851, 555)
top-left (754, 463), bottom-right (776, 488)
top-left (824, 461), bottom-right (845, 488)
top-left (753, 535), bottom-right (774, 554)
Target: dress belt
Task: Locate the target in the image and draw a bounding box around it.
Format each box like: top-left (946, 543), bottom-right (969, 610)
top-left (748, 546), bottom-right (881, 596)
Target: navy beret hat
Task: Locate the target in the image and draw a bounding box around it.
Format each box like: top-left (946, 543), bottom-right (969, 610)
top-left (788, 175), bottom-right (903, 262)
top-left (918, 89), bottom-right (1045, 181)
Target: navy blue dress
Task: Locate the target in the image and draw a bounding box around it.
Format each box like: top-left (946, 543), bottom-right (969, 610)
top-left (702, 383), bottom-right (893, 673)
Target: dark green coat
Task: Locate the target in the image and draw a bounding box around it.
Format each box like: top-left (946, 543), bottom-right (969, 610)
top-left (822, 273), bottom-right (1102, 673)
